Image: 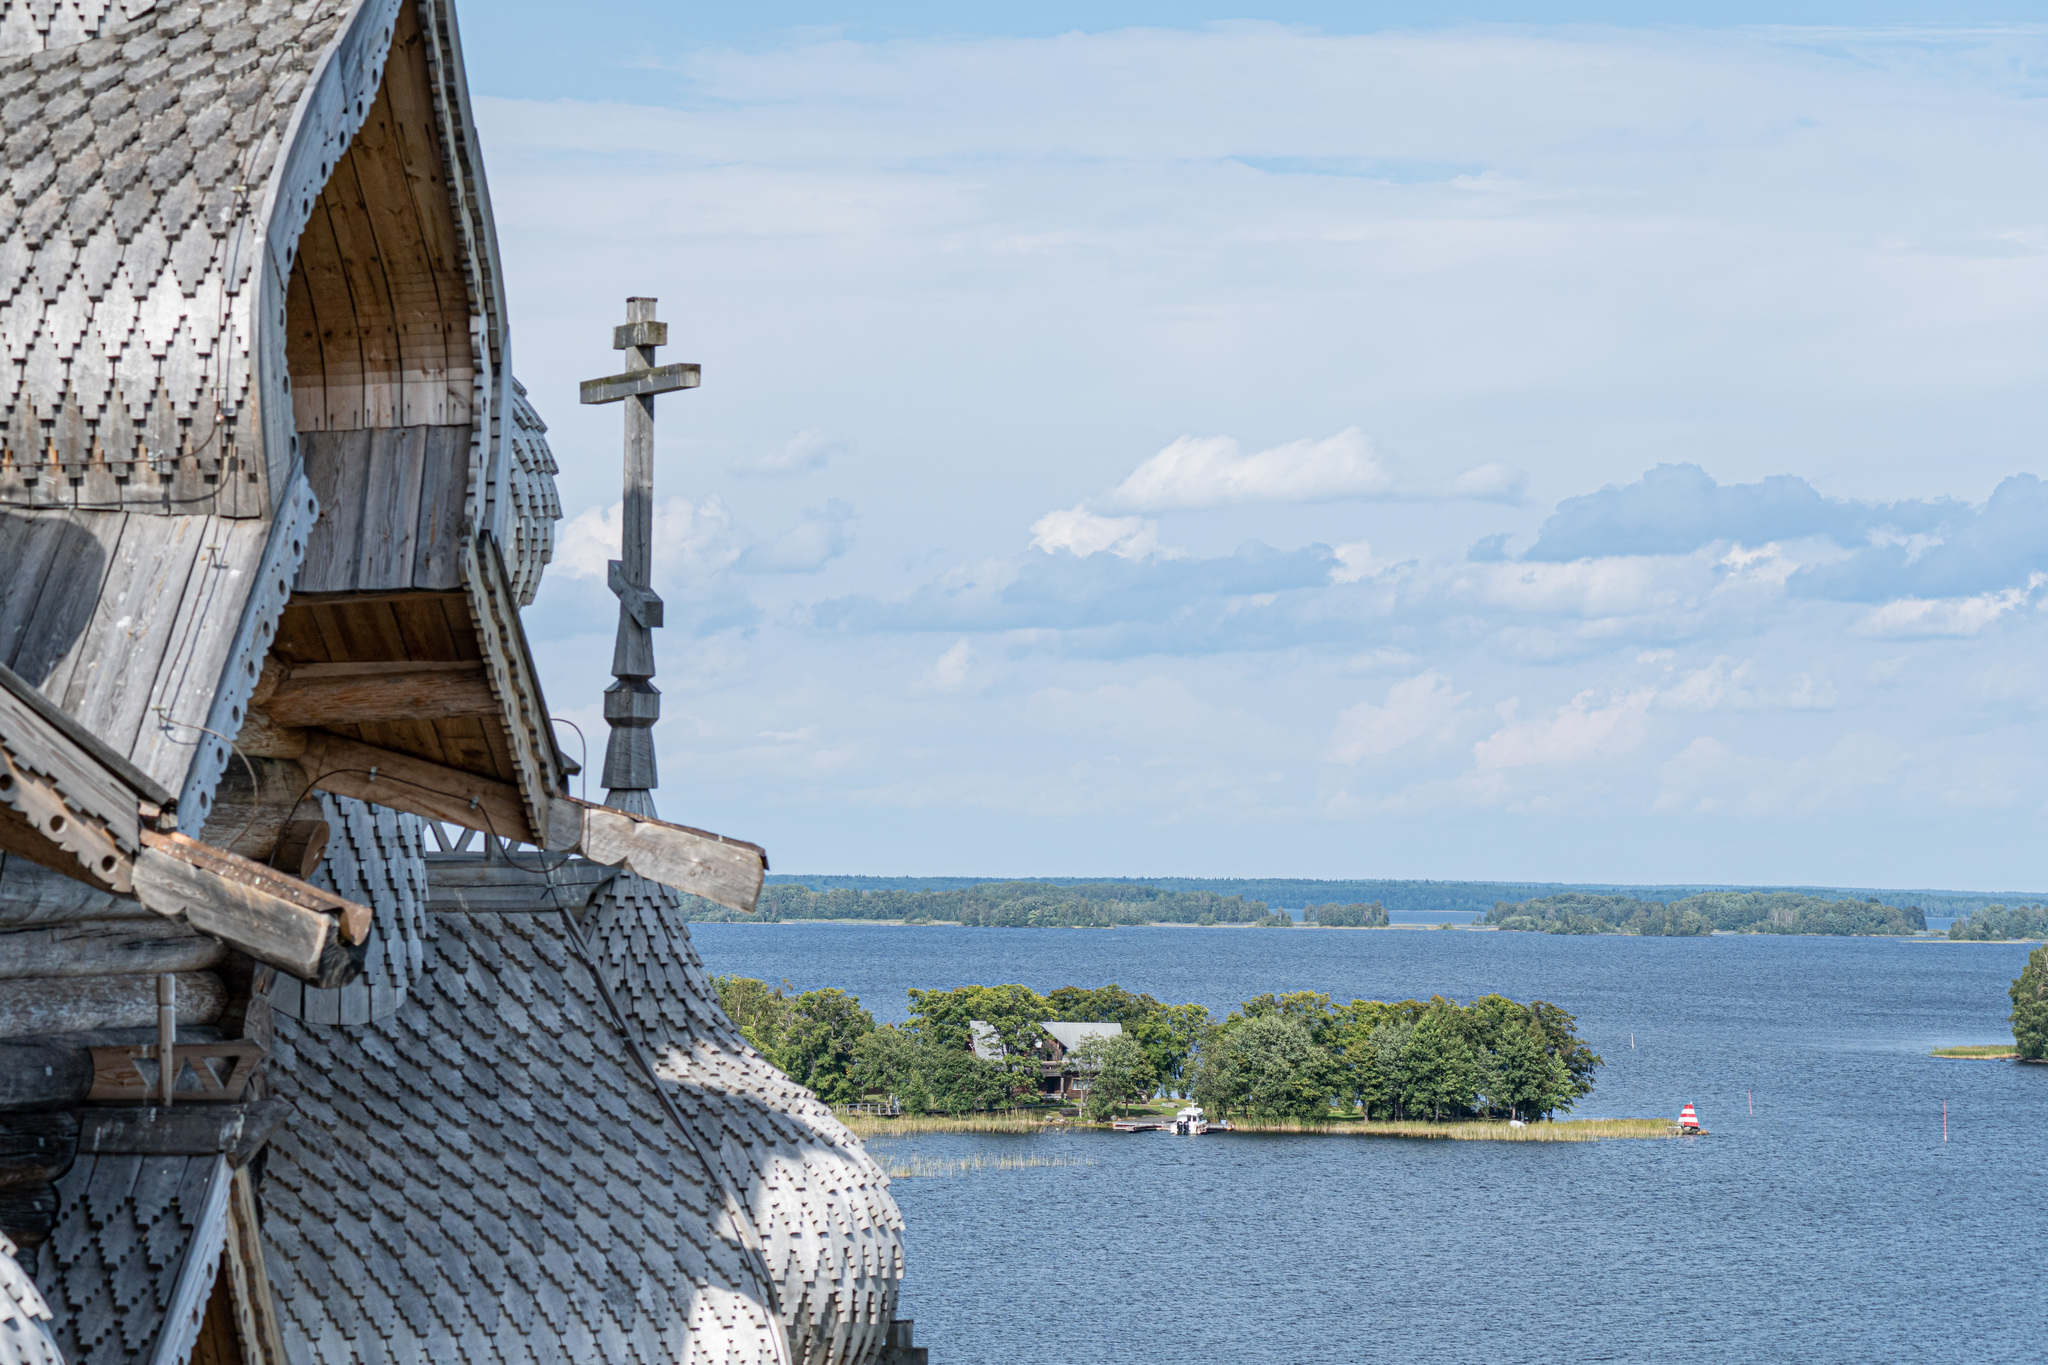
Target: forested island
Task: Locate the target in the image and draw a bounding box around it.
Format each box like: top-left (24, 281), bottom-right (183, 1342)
top-left (1487, 891), bottom-right (1927, 936)
top-left (712, 977), bottom-right (1598, 1123)
top-left (683, 881), bottom-right (1388, 928)
top-left (759, 874), bottom-right (2031, 920)
top-left (1950, 904), bottom-right (2048, 941)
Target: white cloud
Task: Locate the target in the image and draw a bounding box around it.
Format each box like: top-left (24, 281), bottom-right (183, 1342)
top-left (1853, 577), bottom-right (2043, 638)
top-left (1474, 689), bottom-right (1656, 770)
top-left (555, 495), bottom-right (740, 580)
top-left (1651, 657), bottom-right (1838, 713)
top-left (1028, 506), bottom-right (1173, 560)
top-left (1102, 428), bottom-right (1395, 512)
top-left (1330, 540), bottom-right (1387, 585)
top-left (915, 639), bottom-right (978, 695)
top-left (737, 500), bottom-right (858, 573)
top-left (1025, 677), bottom-right (1281, 756)
top-left (731, 429), bottom-right (846, 475)
top-left (1326, 672), bottom-right (1468, 763)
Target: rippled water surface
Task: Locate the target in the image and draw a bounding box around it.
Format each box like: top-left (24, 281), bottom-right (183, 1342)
top-left (690, 924), bottom-right (2043, 1364)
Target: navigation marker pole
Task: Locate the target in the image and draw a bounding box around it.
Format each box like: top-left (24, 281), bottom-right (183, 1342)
top-left (579, 298), bottom-right (701, 818)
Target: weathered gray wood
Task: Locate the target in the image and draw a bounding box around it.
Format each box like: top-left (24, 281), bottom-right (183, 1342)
top-left (0, 657), bottom-right (172, 809)
top-left (50, 513), bottom-right (205, 766)
top-left (564, 798), bottom-right (766, 913)
top-left (0, 925), bottom-right (226, 980)
top-left (578, 362), bottom-right (700, 405)
top-left (301, 729), bottom-right (537, 844)
top-left (424, 853), bottom-right (618, 912)
top-left (260, 661), bottom-right (494, 727)
top-left (0, 1112), bottom-right (77, 1186)
top-left (0, 971), bottom-right (225, 1039)
top-left (613, 321), bottom-right (669, 349)
top-left (296, 429), bottom-right (373, 592)
top-left (0, 1183), bottom-right (57, 1245)
top-left (132, 841), bottom-right (362, 988)
top-left (126, 516), bottom-right (277, 799)
top-left (198, 756), bottom-right (321, 862)
top-left (0, 658), bottom-right (148, 890)
top-left (414, 424), bottom-right (469, 590)
top-left (77, 1101), bottom-right (289, 1167)
top-left (0, 855), bottom-right (152, 927)
top-left (0, 1042), bottom-right (95, 1111)
top-left (359, 426), bottom-right (429, 589)
top-left (0, 510), bottom-right (109, 687)
top-left (0, 759), bottom-right (133, 894)
top-left (269, 820), bottom-right (331, 879)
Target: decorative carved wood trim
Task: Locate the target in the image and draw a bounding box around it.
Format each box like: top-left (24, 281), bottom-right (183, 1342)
top-left (87, 1042), bottom-right (266, 1105)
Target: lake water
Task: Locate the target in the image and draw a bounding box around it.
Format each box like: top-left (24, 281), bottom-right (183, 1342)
top-left (690, 923), bottom-right (2043, 1364)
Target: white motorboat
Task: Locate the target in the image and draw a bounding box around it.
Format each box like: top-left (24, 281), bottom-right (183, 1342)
top-left (1171, 1105), bottom-right (1208, 1135)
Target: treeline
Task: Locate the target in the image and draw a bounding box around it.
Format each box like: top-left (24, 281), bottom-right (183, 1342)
top-left (2014, 946), bottom-right (2047, 1060)
top-left (710, 978), bottom-right (1599, 1123)
top-left (763, 875), bottom-right (2038, 918)
top-left (682, 882), bottom-right (1385, 928)
top-left (1951, 905), bottom-right (2048, 941)
top-left (1487, 891), bottom-right (1927, 937)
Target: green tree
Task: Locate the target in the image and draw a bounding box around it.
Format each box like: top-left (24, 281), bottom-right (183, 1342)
top-left (776, 988), bottom-right (875, 1104)
top-left (906, 984), bottom-right (1052, 1102)
top-left (2013, 944), bottom-right (2048, 1060)
top-left (713, 976), bottom-right (792, 1058)
top-left (851, 1023), bottom-right (1010, 1114)
top-left (1402, 1001), bottom-right (1479, 1121)
top-left (1157, 1002), bottom-right (1212, 1096)
top-left (1366, 1021), bottom-right (1414, 1118)
top-left (1205, 1015), bottom-right (1342, 1120)
top-left (1527, 1001), bottom-right (1602, 1113)
top-left (1070, 1032), bottom-right (1158, 1119)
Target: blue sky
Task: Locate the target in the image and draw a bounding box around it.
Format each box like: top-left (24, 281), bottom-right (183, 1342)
top-left (458, 2), bottom-right (2048, 886)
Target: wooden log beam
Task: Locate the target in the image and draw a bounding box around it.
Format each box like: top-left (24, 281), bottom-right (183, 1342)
top-left (76, 1100), bottom-right (290, 1166)
top-left (258, 661), bottom-right (496, 727)
top-left (0, 971), bottom-right (224, 1040)
top-left (0, 1183), bottom-right (56, 1246)
top-left (0, 1042), bottom-right (93, 1111)
top-left (133, 833), bottom-right (368, 989)
top-left (423, 853), bottom-right (620, 912)
top-left (0, 924), bottom-right (227, 980)
top-left (549, 796), bottom-right (767, 914)
top-left (300, 730), bottom-right (537, 844)
top-left (0, 1112), bottom-right (77, 1188)
top-left (0, 851), bottom-right (150, 928)
top-left (199, 756), bottom-right (325, 864)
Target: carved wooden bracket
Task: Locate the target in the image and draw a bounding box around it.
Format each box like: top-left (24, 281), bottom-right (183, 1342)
top-left (87, 1041), bottom-right (266, 1104)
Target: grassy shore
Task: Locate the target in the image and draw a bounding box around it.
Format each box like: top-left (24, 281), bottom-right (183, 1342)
top-left (1217, 1117), bottom-right (1673, 1141)
top-left (840, 1111), bottom-right (1671, 1141)
top-left (1931, 1044), bottom-right (2020, 1058)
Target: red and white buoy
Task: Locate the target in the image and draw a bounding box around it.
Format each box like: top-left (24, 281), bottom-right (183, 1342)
top-left (1678, 1103), bottom-right (1702, 1131)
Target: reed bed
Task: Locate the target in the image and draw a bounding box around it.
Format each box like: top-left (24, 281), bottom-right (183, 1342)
top-left (841, 1112), bottom-right (1670, 1140)
top-left (840, 1112), bottom-right (1061, 1137)
top-left (879, 1152), bottom-right (1097, 1178)
top-left (1178, 1117), bottom-right (1673, 1141)
top-left (1931, 1044), bottom-right (2019, 1058)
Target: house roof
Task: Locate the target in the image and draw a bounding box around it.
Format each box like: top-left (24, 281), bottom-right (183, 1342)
top-left (1042, 1021), bottom-right (1121, 1051)
top-left (30, 1151), bottom-right (230, 1365)
top-left (257, 862), bottom-right (905, 1365)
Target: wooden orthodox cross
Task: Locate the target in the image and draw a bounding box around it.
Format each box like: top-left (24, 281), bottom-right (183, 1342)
top-left (579, 298), bottom-right (701, 808)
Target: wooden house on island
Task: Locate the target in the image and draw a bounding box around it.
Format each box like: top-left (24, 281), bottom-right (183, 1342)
top-left (0, 2), bottom-right (926, 1362)
top-left (969, 1021), bottom-right (1122, 1100)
